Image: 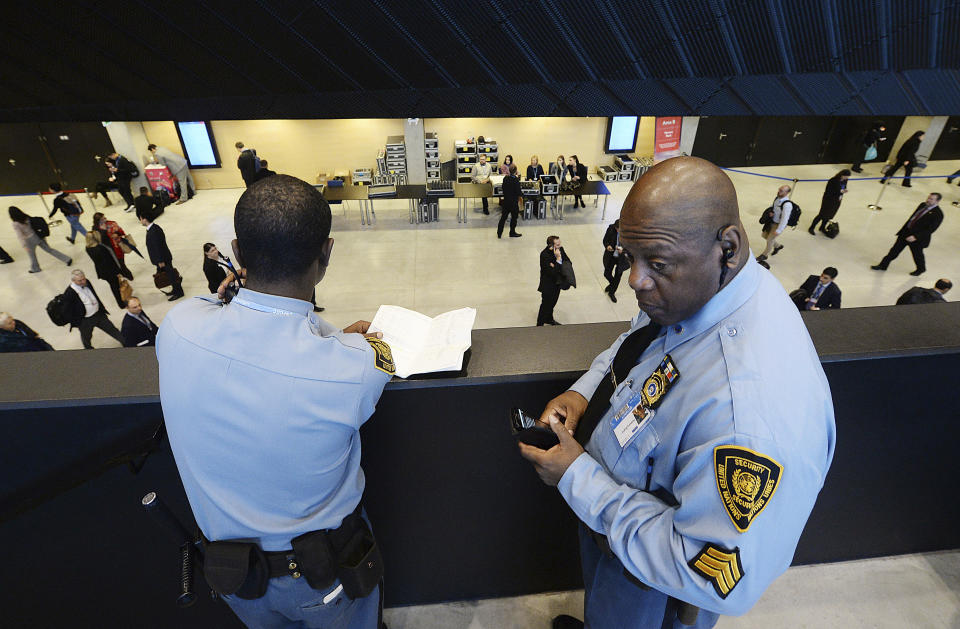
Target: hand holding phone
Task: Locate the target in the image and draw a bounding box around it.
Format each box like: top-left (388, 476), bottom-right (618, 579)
top-left (511, 407), bottom-right (561, 449)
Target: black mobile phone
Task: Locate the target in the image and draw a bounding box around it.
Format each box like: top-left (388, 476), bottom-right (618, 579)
top-left (511, 407), bottom-right (560, 450)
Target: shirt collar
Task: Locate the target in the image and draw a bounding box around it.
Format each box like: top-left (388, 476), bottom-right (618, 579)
top-left (230, 287), bottom-right (314, 318)
top-left (662, 258), bottom-right (760, 353)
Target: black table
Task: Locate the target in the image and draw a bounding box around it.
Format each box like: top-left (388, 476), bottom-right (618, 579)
top-left (555, 179), bottom-right (612, 220)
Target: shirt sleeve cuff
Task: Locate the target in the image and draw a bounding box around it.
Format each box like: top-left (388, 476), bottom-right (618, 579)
top-left (557, 453), bottom-right (620, 533)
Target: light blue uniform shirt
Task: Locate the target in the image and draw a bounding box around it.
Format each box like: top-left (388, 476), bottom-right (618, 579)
top-left (156, 288), bottom-right (391, 551)
top-left (559, 258), bottom-right (836, 615)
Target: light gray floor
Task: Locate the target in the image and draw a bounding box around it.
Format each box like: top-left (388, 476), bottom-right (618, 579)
top-left (383, 551), bottom-right (960, 629)
top-left (1, 160), bottom-right (958, 350)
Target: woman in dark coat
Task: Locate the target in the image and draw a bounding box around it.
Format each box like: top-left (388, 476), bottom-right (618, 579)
top-left (84, 231), bottom-right (126, 308)
top-left (203, 242), bottom-right (241, 295)
top-left (880, 130), bottom-right (924, 187)
top-left (567, 154), bottom-right (588, 208)
top-left (809, 169), bottom-right (850, 234)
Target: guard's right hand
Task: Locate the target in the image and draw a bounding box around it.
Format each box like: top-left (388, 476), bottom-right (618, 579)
top-left (538, 390), bottom-right (588, 437)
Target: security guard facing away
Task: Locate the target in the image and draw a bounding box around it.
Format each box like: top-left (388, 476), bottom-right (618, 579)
top-left (157, 175), bottom-right (395, 628)
top-left (520, 157), bottom-right (836, 629)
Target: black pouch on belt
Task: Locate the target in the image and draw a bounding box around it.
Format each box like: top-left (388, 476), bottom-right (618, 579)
top-left (203, 541), bottom-right (270, 600)
top-left (290, 529), bottom-right (337, 592)
top-left (336, 526), bottom-right (383, 599)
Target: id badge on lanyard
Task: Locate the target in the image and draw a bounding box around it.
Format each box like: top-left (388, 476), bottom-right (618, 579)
top-left (610, 389), bottom-right (654, 449)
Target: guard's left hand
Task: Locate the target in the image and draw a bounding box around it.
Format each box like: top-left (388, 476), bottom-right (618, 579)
top-left (344, 320), bottom-right (382, 339)
top-left (518, 417), bottom-right (585, 487)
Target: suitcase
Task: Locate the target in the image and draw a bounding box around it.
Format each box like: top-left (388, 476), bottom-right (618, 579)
top-left (523, 199), bottom-right (533, 220)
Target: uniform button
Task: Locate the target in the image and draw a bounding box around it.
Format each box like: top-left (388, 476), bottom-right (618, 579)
top-left (292, 571), bottom-right (301, 579)
top-left (288, 561), bottom-right (298, 570)
top-left (674, 325), bottom-right (682, 334)
top-left (727, 327), bottom-right (737, 336)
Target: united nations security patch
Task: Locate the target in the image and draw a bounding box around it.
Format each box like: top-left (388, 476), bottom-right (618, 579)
top-left (365, 338), bottom-right (396, 375)
top-left (641, 354), bottom-right (680, 409)
top-left (714, 446), bottom-right (782, 533)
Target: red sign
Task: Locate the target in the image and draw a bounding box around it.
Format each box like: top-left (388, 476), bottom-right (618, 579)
top-left (654, 117), bottom-right (683, 160)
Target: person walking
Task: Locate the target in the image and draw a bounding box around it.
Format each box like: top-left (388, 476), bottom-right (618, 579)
top-left (879, 130), bottom-right (924, 187)
top-left (139, 209), bottom-right (184, 300)
top-left (93, 212), bottom-right (134, 280)
top-left (0, 245), bottom-right (12, 264)
top-left (202, 242), bottom-right (239, 294)
top-left (498, 164), bottom-right (522, 238)
top-left (602, 219), bottom-right (629, 302)
top-left (120, 297), bottom-right (159, 347)
top-left (48, 183), bottom-right (87, 244)
top-left (0, 312), bottom-right (54, 352)
top-left (851, 121), bottom-right (886, 172)
top-left (497, 154), bottom-right (514, 206)
top-left (808, 170), bottom-right (849, 234)
top-left (148, 143), bottom-right (195, 203)
top-left (236, 141), bottom-right (261, 186)
top-left (871, 193), bottom-right (944, 276)
top-left (757, 185), bottom-right (793, 262)
top-left (62, 269), bottom-right (124, 349)
top-left (537, 235), bottom-right (569, 326)
top-left (896, 279), bottom-right (952, 304)
top-left (8, 206), bottom-right (72, 273)
top-left (84, 231), bottom-right (128, 308)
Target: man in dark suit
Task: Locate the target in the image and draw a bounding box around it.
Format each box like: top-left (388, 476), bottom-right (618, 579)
top-left (139, 210), bottom-right (184, 300)
top-left (134, 187), bottom-right (163, 221)
top-left (105, 152), bottom-right (138, 210)
top-left (250, 159), bottom-right (277, 183)
top-left (796, 267), bottom-right (841, 311)
top-left (498, 164), bottom-right (522, 238)
top-left (896, 278), bottom-right (952, 305)
top-left (0, 312), bottom-right (53, 352)
top-left (871, 193), bottom-right (945, 276)
top-left (63, 269), bottom-right (124, 349)
top-left (537, 235), bottom-right (569, 326)
top-left (120, 297), bottom-right (159, 347)
top-left (602, 219), bottom-right (629, 302)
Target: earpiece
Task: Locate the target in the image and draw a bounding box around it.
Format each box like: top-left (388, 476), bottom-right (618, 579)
top-left (722, 248), bottom-right (735, 262)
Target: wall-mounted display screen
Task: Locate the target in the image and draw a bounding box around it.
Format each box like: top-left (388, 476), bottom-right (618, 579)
top-left (604, 116), bottom-right (639, 154)
top-left (175, 121), bottom-right (221, 168)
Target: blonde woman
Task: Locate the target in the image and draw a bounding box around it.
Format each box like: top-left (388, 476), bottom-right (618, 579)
top-left (526, 155), bottom-right (544, 181)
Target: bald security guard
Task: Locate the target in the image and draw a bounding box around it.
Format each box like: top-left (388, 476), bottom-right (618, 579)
top-left (157, 175), bottom-right (394, 629)
top-left (520, 157), bottom-right (836, 629)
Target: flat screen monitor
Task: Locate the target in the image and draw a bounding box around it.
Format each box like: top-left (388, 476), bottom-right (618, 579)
top-left (604, 116), bottom-right (639, 154)
top-left (175, 121), bottom-right (221, 168)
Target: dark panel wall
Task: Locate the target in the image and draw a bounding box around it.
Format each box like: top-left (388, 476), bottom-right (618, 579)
top-left (0, 122), bottom-right (113, 195)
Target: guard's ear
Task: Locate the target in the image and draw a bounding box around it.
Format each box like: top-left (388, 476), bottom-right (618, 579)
top-left (319, 238), bottom-right (334, 268)
top-left (716, 224), bottom-right (743, 268)
top-left (231, 238), bottom-right (243, 268)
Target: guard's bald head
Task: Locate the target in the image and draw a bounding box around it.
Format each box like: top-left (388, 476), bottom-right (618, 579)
top-left (622, 156), bottom-right (741, 246)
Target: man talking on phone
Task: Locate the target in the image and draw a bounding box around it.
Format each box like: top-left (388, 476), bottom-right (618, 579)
top-left (157, 175), bottom-right (393, 628)
top-left (519, 157), bottom-right (836, 629)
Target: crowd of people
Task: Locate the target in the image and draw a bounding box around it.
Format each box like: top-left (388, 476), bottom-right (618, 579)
top-left (1, 129), bottom-right (955, 353)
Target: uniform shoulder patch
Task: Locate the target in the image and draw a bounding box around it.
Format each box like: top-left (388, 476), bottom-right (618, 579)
top-left (689, 543), bottom-right (743, 599)
top-left (365, 338), bottom-right (396, 375)
top-left (714, 445), bottom-right (783, 533)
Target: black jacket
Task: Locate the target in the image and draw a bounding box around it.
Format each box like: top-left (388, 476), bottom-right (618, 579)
top-left (145, 223), bottom-right (173, 266)
top-left (502, 174), bottom-right (521, 208)
top-left (85, 241), bottom-right (122, 282)
top-left (896, 287), bottom-right (946, 305)
top-left (525, 164), bottom-right (544, 181)
top-left (896, 136), bottom-right (922, 163)
top-left (113, 155), bottom-right (138, 182)
top-left (134, 194), bottom-right (162, 222)
top-left (568, 162), bottom-right (588, 183)
top-left (251, 167), bottom-right (277, 184)
top-left (863, 125), bottom-right (886, 147)
top-left (50, 192), bottom-right (83, 218)
top-left (896, 203), bottom-right (943, 248)
top-left (203, 256), bottom-right (229, 294)
top-left (0, 320), bottom-right (53, 353)
top-left (818, 175), bottom-right (846, 219)
top-left (63, 282), bottom-right (108, 328)
top-left (798, 276), bottom-right (841, 310)
top-left (539, 246), bottom-right (569, 292)
top-left (121, 311), bottom-right (159, 347)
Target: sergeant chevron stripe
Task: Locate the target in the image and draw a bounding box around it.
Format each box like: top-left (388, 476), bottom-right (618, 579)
top-left (689, 544), bottom-right (743, 599)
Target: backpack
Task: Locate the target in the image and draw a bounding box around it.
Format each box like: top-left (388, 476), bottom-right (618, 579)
top-left (785, 200), bottom-right (801, 227)
top-left (824, 221), bottom-right (839, 239)
top-left (29, 216), bottom-right (50, 239)
top-left (46, 293), bottom-right (73, 326)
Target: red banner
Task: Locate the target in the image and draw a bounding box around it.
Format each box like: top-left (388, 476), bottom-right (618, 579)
top-left (654, 117), bottom-right (683, 160)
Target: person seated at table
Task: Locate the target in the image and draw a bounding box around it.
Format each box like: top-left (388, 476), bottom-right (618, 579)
top-left (568, 154), bottom-right (588, 208)
top-left (498, 154), bottom-right (514, 206)
top-left (526, 155), bottom-right (544, 181)
top-left (550, 155), bottom-right (567, 211)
